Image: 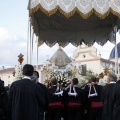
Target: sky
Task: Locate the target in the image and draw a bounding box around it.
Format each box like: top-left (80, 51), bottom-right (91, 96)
top-left (0, 0), bottom-right (120, 69)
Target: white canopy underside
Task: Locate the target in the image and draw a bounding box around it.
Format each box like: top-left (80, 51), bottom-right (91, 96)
top-left (28, 0), bottom-right (120, 47)
top-left (29, 0), bottom-right (120, 16)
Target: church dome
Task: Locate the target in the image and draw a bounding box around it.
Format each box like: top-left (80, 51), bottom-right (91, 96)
top-left (109, 42), bottom-right (120, 59)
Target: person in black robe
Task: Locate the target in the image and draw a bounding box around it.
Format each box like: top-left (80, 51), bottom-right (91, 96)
top-left (7, 64), bottom-right (45, 120)
top-left (31, 71), bottom-right (49, 120)
top-left (81, 82), bottom-right (91, 120)
top-left (47, 77), bottom-right (63, 120)
top-left (84, 76), bottom-right (103, 120)
top-left (0, 80), bottom-right (8, 120)
top-left (112, 76), bottom-right (120, 120)
top-left (63, 78), bottom-right (83, 120)
top-left (101, 74), bottom-right (117, 120)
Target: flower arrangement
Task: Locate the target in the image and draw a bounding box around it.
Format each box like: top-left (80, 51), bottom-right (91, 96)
top-left (50, 72), bottom-right (71, 88)
top-left (57, 75), bottom-right (71, 88)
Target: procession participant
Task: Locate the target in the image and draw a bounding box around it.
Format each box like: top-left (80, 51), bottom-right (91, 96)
top-left (7, 64), bottom-right (45, 120)
top-left (0, 80), bottom-right (8, 120)
top-left (102, 74), bottom-right (117, 120)
top-left (81, 81), bottom-right (91, 120)
top-left (85, 76), bottom-right (103, 120)
top-left (31, 71), bottom-right (49, 120)
top-left (63, 78), bottom-right (83, 120)
top-left (47, 77), bottom-right (63, 120)
top-left (112, 74), bottom-right (120, 120)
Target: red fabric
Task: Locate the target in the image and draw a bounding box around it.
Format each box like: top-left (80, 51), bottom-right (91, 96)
top-left (49, 102), bottom-right (64, 107)
top-left (91, 102), bottom-right (103, 108)
top-left (67, 102), bottom-right (81, 106)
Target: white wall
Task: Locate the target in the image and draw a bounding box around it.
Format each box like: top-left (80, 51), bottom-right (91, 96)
top-left (0, 72), bottom-right (14, 86)
top-left (80, 60), bottom-right (103, 74)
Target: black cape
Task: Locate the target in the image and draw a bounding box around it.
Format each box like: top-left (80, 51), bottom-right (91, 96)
top-left (7, 79), bottom-right (45, 120)
top-left (112, 81), bottom-right (120, 120)
top-left (101, 83), bottom-right (116, 120)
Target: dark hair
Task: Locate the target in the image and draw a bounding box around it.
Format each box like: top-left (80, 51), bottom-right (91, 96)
top-left (0, 80), bottom-right (4, 86)
top-left (51, 77), bottom-right (57, 85)
top-left (22, 64), bottom-right (34, 76)
top-left (90, 76), bottom-right (96, 82)
top-left (33, 71), bottom-right (39, 78)
top-left (72, 78), bottom-right (78, 85)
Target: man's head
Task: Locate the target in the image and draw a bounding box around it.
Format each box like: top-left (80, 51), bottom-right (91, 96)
top-left (107, 74), bottom-right (117, 83)
top-left (31, 71), bottom-right (39, 83)
top-left (51, 77), bottom-right (57, 86)
top-left (22, 64), bottom-right (34, 77)
top-left (90, 76), bottom-right (97, 83)
top-left (72, 78), bottom-right (79, 85)
top-left (33, 71), bottom-right (39, 78)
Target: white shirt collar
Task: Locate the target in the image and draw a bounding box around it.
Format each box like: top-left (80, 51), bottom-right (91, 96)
top-left (109, 81), bottom-right (116, 84)
top-left (23, 76), bottom-right (31, 80)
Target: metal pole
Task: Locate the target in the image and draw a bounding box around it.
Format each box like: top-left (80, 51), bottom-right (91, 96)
top-left (30, 24), bottom-right (31, 64)
top-left (117, 30), bottom-right (120, 74)
top-left (115, 26), bottom-right (118, 74)
top-left (36, 37), bottom-right (39, 71)
top-left (31, 32), bottom-right (34, 64)
top-left (27, 16), bottom-right (29, 64)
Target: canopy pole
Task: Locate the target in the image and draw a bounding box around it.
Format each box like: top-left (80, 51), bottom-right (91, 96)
top-left (30, 24), bottom-right (32, 64)
top-left (115, 26), bottom-right (118, 74)
top-left (36, 37), bottom-right (39, 71)
top-left (118, 31), bottom-right (120, 74)
top-left (31, 32), bottom-right (34, 64)
top-left (27, 15), bottom-right (30, 64)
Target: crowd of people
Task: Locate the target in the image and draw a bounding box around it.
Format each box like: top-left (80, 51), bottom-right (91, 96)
top-left (0, 64), bottom-right (120, 120)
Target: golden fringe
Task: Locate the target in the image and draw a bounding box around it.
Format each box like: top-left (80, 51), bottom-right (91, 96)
top-left (29, 4), bottom-right (120, 19)
top-left (94, 8), bottom-right (111, 19)
top-left (76, 8), bottom-right (94, 19)
top-left (58, 7), bottom-right (77, 18)
top-left (38, 38), bottom-right (44, 46)
top-left (110, 8), bottom-right (120, 18)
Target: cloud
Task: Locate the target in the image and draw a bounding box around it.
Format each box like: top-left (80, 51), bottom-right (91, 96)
top-left (0, 27), bottom-right (27, 68)
top-left (93, 41), bottom-right (115, 59)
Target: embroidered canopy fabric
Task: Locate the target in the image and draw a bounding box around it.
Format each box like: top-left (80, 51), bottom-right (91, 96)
top-left (28, 0), bottom-right (120, 47)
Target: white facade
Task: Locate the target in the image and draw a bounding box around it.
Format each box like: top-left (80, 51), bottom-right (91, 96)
top-left (73, 45), bottom-right (116, 75)
top-left (0, 68), bottom-right (15, 86)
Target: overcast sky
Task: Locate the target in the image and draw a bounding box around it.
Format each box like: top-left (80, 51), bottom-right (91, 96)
top-left (0, 0), bottom-right (120, 69)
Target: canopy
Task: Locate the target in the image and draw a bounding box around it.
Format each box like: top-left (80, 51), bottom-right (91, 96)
top-left (28, 0), bottom-right (120, 47)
